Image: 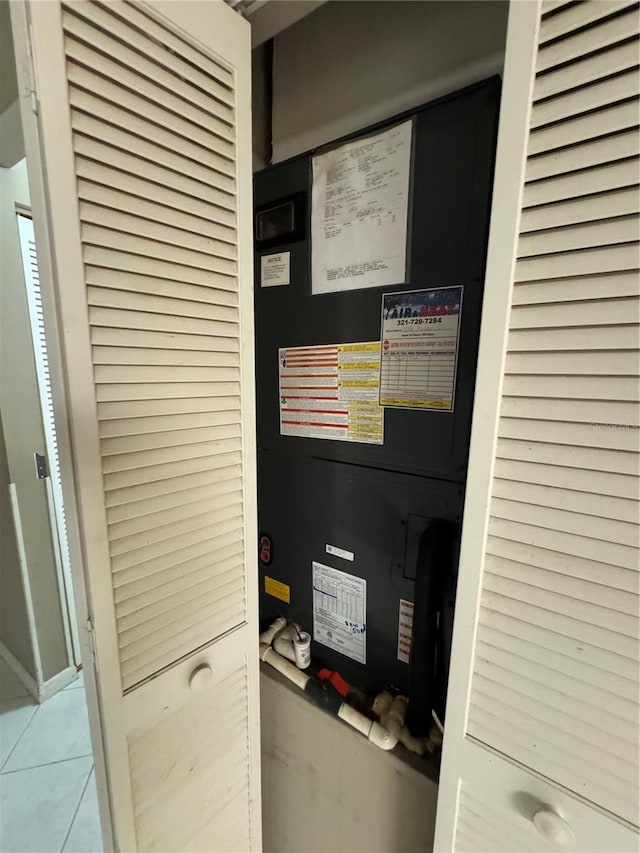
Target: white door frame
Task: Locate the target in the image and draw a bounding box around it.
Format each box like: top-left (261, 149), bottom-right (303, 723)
top-left (16, 208), bottom-right (82, 668)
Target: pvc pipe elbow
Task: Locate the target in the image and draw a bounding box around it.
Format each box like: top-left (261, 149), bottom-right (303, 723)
top-left (259, 642), bottom-right (272, 661)
top-left (262, 646), bottom-right (310, 690)
top-left (273, 634), bottom-right (297, 662)
top-left (368, 721), bottom-right (398, 750)
top-left (385, 695), bottom-right (409, 739)
top-left (259, 616), bottom-right (287, 646)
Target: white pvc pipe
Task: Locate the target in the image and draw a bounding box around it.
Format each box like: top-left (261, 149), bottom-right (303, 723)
top-left (260, 644), bottom-right (310, 690)
top-left (259, 616), bottom-right (287, 647)
top-left (337, 703), bottom-right (373, 738)
top-left (259, 629), bottom-right (400, 751)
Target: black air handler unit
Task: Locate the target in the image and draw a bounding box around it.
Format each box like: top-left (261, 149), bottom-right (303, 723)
top-left (253, 79), bottom-right (500, 734)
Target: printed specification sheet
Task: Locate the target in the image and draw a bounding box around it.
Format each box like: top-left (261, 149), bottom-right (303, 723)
top-left (312, 562), bottom-right (366, 664)
top-left (311, 121), bottom-right (412, 294)
top-left (380, 286), bottom-right (463, 410)
top-left (279, 342), bottom-right (384, 444)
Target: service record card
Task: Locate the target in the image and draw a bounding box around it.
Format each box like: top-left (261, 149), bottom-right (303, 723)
top-left (380, 286), bottom-right (463, 411)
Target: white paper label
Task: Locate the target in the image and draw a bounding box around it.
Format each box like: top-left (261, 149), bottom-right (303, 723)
top-left (312, 561), bottom-right (366, 664)
top-left (380, 286), bottom-right (463, 411)
top-left (397, 599), bottom-right (414, 664)
top-left (279, 342), bottom-right (384, 444)
top-left (326, 543), bottom-right (355, 562)
top-left (311, 121), bottom-right (412, 295)
top-left (261, 251), bottom-right (290, 287)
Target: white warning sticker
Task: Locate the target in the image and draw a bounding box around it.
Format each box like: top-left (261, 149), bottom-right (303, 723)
top-left (312, 561), bottom-right (366, 664)
top-left (397, 599), bottom-right (414, 664)
top-left (326, 543), bottom-right (355, 562)
top-left (279, 342), bottom-right (384, 444)
top-left (261, 251), bottom-right (290, 287)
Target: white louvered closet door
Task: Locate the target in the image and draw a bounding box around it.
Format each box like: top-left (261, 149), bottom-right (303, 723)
top-left (435, 1), bottom-right (639, 851)
top-left (11, 1), bottom-right (260, 850)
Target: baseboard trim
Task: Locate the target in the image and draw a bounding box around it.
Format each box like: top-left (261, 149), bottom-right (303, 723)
top-left (39, 665), bottom-right (78, 702)
top-left (0, 640), bottom-right (38, 701)
top-left (0, 642), bottom-right (79, 703)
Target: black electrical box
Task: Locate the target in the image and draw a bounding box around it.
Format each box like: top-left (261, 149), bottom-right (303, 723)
top-left (253, 79), bottom-right (500, 726)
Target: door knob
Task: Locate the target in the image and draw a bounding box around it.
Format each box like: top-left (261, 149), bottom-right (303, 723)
top-left (533, 808), bottom-right (575, 847)
top-left (189, 663), bottom-right (213, 690)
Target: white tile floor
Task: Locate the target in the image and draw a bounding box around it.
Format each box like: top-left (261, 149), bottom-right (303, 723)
top-left (0, 659), bottom-right (103, 853)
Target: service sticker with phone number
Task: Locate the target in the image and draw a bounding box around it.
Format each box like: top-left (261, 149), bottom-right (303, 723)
top-left (379, 286), bottom-right (463, 411)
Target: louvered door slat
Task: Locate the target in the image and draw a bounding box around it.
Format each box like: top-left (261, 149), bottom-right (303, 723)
top-left (515, 244), bottom-right (639, 280)
top-left (493, 458), bottom-right (638, 501)
top-left (67, 63), bottom-right (235, 163)
top-left (90, 308), bottom-right (238, 338)
top-left (534, 31), bottom-right (639, 100)
top-left (80, 204), bottom-right (237, 260)
top-left (70, 90), bottom-right (235, 178)
top-left (113, 531), bottom-right (244, 593)
top-left (503, 373), bottom-right (638, 400)
top-left (521, 186), bottom-right (639, 231)
top-left (117, 563), bottom-right (244, 625)
top-left (499, 398), bottom-right (637, 426)
top-left (492, 478), bottom-right (638, 523)
top-left (536, 7), bottom-right (640, 71)
top-left (97, 0), bottom-right (233, 89)
top-left (507, 323), bottom-right (639, 350)
top-left (505, 347), bottom-right (639, 374)
top-left (69, 0), bottom-right (234, 105)
top-left (480, 594), bottom-right (638, 671)
top-left (79, 183), bottom-right (235, 242)
top-left (65, 34), bottom-right (235, 145)
top-left (528, 99), bottom-right (638, 154)
top-left (523, 158), bottom-right (639, 205)
top-left (63, 12), bottom-right (234, 128)
top-left (496, 437), bottom-right (639, 475)
top-left (73, 113), bottom-right (236, 195)
top-left (526, 129), bottom-right (639, 181)
top-left (512, 271), bottom-right (640, 304)
top-left (538, 0), bottom-right (636, 42)
top-left (89, 292), bottom-right (239, 325)
top-left (509, 296), bottom-right (639, 325)
top-left (518, 215), bottom-right (638, 255)
top-left (76, 159), bottom-right (236, 226)
top-left (75, 139), bottom-right (235, 213)
top-left (531, 68), bottom-right (639, 128)
top-left (104, 455), bottom-right (240, 503)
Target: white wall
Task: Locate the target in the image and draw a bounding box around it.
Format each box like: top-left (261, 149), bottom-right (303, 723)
top-left (0, 159), bottom-right (69, 686)
top-left (271, 0), bottom-right (508, 162)
top-left (0, 408), bottom-right (36, 677)
top-left (0, 100), bottom-right (25, 168)
top-left (261, 669), bottom-right (438, 853)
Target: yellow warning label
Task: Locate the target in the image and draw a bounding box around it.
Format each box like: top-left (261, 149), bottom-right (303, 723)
top-left (338, 362), bottom-right (380, 370)
top-left (338, 343), bottom-right (380, 353)
top-left (379, 397), bottom-right (452, 409)
top-left (265, 576), bottom-right (290, 603)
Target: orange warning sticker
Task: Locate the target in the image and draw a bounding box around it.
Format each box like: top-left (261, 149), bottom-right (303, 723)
top-left (265, 576), bottom-right (290, 604)
top-left (397, 599), bottom-right (414, 664)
